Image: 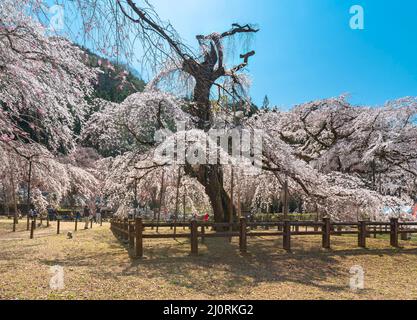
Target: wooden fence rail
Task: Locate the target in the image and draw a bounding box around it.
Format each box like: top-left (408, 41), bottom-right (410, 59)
top-left (110, 217), bottom-right (417, 258)
top-left (25, 216), bottom-right (97, 239)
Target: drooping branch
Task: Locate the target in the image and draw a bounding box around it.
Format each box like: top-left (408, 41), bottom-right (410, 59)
top-left (117, 0), bottom-right (191, 62)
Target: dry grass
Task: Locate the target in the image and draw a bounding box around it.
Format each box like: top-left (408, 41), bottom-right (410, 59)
top-left (1, 217), bottom-right (417, 300)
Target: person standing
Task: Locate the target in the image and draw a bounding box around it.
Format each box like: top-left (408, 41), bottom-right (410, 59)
top-left (83, 205), bottom-right (90, 229)
top-left (96, 207), bottom-right (101, 224)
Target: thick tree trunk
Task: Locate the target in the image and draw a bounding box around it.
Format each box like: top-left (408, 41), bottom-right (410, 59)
top-left (187, 75), bottom-right (238, 224)
top-left (186, 164), bottom-right (236, 225)
top-left (191, 79), bottom-right (212, 128)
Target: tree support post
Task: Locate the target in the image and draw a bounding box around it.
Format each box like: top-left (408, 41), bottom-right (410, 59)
top-left (125, 220), bottom-right (130, 241)
top-left (190, 220), bottom-right (198, 256)
top-left (239, 218), bottom-right (247, 254)
top-left (200, 225), bottom-right (205, 244)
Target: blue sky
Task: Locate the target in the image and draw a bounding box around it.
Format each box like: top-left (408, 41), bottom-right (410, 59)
top-left (146, 0), bottom-right (417, 109)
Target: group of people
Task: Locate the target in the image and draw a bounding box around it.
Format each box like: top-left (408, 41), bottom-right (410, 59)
top-left (32, 205), bottom-right (104, 226)
top-left (78, 205), bottom-right (102, 229)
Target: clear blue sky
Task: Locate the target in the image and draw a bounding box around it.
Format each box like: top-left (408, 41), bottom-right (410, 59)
top-left (147, 0), bottom-right (417, 109)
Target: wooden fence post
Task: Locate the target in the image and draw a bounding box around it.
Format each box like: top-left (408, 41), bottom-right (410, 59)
top-left (128, 222), bottom-right (135, 248)
top-left (27, 215), bottom-right (30, 231)
top-left (239, 218), bottom-right (247, 254)
top-left (135, 218), bottom-right (143, 258)
top-left (75, 218), bottom-right (78, 231)
top-left (30, 220), bottom-right (35, 239)
top-left (46, 216), bottom-right (50, 228)
top-left (358, 221), bottom-right (366, 248)
top-left (90, 219), bottom-right (93, 229)
top-left (322, 218), bottom-right (331, 249)
top-left (390, 218), bottom-right (399, 248)
top-left (57, 219), bottom-right (60, 234)
top-left (13, 217), bottom-right (16, 232)
top-left (190, 220), bottom-right (198, 256)
top-left (283, 220), bottom-right (291, 252)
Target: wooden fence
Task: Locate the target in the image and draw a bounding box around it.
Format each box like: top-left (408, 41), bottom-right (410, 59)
top-left (25, 216), bottom-right (102, 239)
top-left (110, 217), bottom-right (417, 258)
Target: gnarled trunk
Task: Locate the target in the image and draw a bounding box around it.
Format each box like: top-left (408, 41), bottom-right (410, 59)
top-left (185, 163), bottom-right (236, 224)
top-left (186, 68), bottom-right (239, 224)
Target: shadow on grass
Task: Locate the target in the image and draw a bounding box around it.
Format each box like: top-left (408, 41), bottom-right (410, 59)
top-left (27, 227), bottom-right (417, 297)
top-left (123, 234), bottom-right (417, 295)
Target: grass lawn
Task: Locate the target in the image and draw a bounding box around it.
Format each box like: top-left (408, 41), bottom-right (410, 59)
top-left (1, 217), bottom-right (417, 300)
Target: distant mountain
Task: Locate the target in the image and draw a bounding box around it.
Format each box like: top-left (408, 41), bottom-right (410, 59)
top-left (82, 48), bottom-right (146, 104)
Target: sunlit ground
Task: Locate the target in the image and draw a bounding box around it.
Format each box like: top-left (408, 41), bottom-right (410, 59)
top-left (1, 217), bottom-right (417, 300)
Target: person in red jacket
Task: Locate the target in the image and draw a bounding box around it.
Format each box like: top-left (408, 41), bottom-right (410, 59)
top-left (204, 213), bottom-right (209, 222)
